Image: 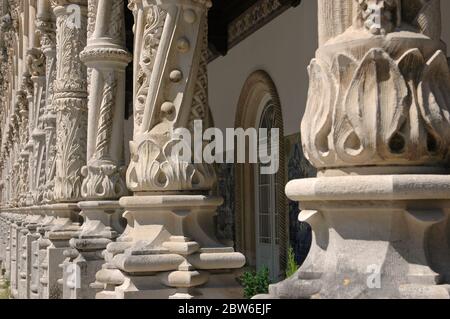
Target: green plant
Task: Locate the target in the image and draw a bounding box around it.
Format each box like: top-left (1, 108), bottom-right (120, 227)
top-left (0, 278), bottom-right (10, 299)
top-left (240, 267), bottom-right (271, 299)
top-left (286, 246), bottom-right (299, 278)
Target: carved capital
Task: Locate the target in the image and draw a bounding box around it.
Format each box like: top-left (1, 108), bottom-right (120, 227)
top-left (126, 0), bottom-right (215, 193)
top-left (304, 0), bottom-right (449, 173)
top-left (81, 162), bottom-right (127, 199)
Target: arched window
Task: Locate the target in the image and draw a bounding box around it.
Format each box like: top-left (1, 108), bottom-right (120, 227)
top-left (234, 71), bottom-right (286, 281)
top-left (255, 102), bottom-right (282, 279)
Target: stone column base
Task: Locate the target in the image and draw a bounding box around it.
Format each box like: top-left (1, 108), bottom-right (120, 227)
top-left (43, 203), bottom-right (80, 299)
top-left (99, 272), bottom-right (244, 299)
top-left (95, 195), bottom-right (246, 299)
top-left (62, 201), bottom-right (123, 299)
top-left (259, 175), bottom-right (450, 299)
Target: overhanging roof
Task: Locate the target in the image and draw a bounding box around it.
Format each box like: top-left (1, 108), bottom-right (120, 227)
top-left (208, 0), bottom-right (301, 57)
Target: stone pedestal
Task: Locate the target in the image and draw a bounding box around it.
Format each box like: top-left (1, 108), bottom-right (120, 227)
top-left (10, 213), bottom-right (24, 298)
top-left (61, 201), bottom-right (124, 299)
top-left (95, 195), bottom-right (245, 299)
top-left (0, 211), bottom-right (9, 275)
top-left (18, 210), bottom-right (42, 299)
top-left (30, 207), bottom-right (53, 299)
top-left (42, 203), bottom-right (80, 299)
top-left (265, 175), bottom-right (450, 299)
top-left (3, 213), bottom-right (12, 279)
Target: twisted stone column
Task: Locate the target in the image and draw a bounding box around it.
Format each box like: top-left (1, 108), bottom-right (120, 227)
top-left (262, 0), bottom-right (450, 299)
top-left (94, 0), bottom-right (245, 299)
top-left (59, 0), bottom-right (131, 299)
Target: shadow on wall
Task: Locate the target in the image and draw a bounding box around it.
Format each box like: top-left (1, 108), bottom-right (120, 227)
top-left (286, 133), bottom-right (316, 265)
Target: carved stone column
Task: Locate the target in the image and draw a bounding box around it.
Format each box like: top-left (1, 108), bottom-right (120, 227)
top-left (37, 0), bottom-right (58, 205)
top-left (40, 0), bottom-right (88, 299)
top-left (27, 48), bottom-right (46, 204)
top-left (52, 0), bottom-right (87, 204)
top-left (94, 0), bottom-right (245, 299)
top-left (262, 0), bottom-right (450, 299)
top-left (58, 0), bottom-right (132, 299)
top-left (16, 87), bottom-right (31, 208)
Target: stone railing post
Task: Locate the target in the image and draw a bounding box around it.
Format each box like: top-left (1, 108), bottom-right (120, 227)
top-left (262, 0), bottom-right (450, 299)
top-left (94, 0), bottom-right (245, 299)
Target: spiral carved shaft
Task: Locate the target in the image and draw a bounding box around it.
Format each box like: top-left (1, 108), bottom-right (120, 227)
top-left (80, 0), bottom-right (131, 200)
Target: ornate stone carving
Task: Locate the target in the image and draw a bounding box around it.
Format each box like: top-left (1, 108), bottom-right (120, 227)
top-left (80, 0), bottom-right (131, 200)
top-left (126, 0), bottom-right (216, 193)
top-left (55, 0), bottom-right (131, 299)
top-left (301, 0), bottom-right (448, 172)
top-left (228, 0), bottom-right (283, 45)
top-left (93, 0), bottom-right (245, 300)
top-left (26, 47), bottom-right (47, 205)
top-left (27, 49), bottom-right (46, 77)
top-left (36, 4), bottom-right (58, 204)
top-left (353, 0), bottom-right (441, 38)
top-left (52, 0), bottom-right (88, 202)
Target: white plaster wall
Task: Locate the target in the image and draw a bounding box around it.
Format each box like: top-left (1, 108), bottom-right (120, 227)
top-left (208, 0), bottom-right (450, 137)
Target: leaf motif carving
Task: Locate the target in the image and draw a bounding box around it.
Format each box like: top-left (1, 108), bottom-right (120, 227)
top-left (301, 59), bottom-right (335, 168)
top-left (417, 50), bottom-right (450, 156)
top-left (343, 48), bottom-right (409, 162)
top-left (126, 138), bottom-right (216, 192)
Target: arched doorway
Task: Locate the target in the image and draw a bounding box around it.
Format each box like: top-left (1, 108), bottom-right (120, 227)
top-left (234, 71), bottom-right (286, 281)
